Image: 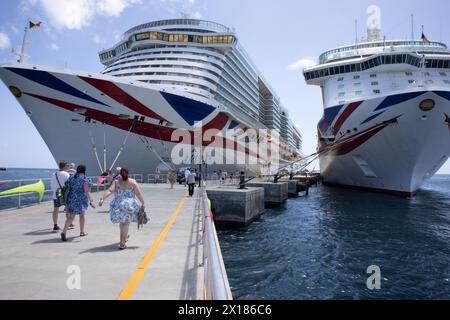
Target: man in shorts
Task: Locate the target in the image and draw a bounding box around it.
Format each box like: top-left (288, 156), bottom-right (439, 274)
top-left (51, 161), bottom-right (70, 232)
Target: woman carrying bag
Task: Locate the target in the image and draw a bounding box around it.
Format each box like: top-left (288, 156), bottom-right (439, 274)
top-left (99, 168), bottom-right (145, 250)
top-left (61, 165), bottom-right (95, 241)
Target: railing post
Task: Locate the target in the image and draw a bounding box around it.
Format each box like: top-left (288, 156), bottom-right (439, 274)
top-left (17, 180), bottom-right (22, 209)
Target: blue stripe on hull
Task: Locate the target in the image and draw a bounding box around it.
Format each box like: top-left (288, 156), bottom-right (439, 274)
top-left (6, 67), bottom-right (107, 106)
top-left (161, 91), bottom-right (215, 126)
top-left (375, 91), bottom-right (426, 111)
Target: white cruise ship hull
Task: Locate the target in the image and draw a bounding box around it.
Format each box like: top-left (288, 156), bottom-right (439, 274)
top-left (0, 64), bottom-right (284, 176)
top-left (318, 90), bottom-right (450, 196)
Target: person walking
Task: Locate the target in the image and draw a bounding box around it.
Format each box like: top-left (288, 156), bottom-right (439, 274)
top-left (184, 168), bottom-right (191, 187)
top-left (168, 170), bottom-right (176, 189)
top-left (155, 168), bottom-right (160, 184)
top-left (187, 171), bottom-right (196, 197)
top-left (61, 165), bottom-right (95, 241)
top-left (51, 161), bottom-right (70, 232)
top-left (67, 163), bottom-right (76, 176)
top-left (99, 168), bottom-right (145, 250)
top-left (112, 167), bottom-right (122, 181)
top-left (65, 162), bottom-right (77, 229)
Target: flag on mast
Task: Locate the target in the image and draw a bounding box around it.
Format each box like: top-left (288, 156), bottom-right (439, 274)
top-left (421, 25), bottom-right (430, 43)
top-left (29, 21), bottom-right (42, 29)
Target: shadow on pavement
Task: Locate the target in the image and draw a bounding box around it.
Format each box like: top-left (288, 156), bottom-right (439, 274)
top-left (79, 244), bottom-right (139, 254)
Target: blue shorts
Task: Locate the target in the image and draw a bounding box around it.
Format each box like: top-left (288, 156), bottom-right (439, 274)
top-left (53, 199), bottom-right (62, 208)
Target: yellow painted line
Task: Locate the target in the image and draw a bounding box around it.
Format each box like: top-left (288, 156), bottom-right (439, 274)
top-left (117, 192), bottom-right (189, 300)
top-left (0, 204), bottom-right (52, 222)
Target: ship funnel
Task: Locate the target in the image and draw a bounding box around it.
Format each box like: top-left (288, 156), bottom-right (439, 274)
top-left (366, 5), bottom-right (383, 42)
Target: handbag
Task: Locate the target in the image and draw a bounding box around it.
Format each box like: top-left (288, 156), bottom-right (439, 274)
top-left (137, 206), bottom-right (148, 230)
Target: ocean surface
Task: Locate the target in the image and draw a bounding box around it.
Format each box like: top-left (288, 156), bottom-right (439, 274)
top-left (2, 169), bottom-right (450, 299)
top-left (217, 175), bottom-right (450, 300)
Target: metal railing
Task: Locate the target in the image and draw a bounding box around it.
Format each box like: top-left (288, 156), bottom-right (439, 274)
top-left (200, 187), bottom-right (232, 300)
top-left (0, 176), bottom-right (114, 210)
top-left (146, 174), bottom-right (168, 184)
top-left (0, 178), bottom-right (53, 209)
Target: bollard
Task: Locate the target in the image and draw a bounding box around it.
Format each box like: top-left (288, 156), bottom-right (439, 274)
top-left (238, 171), bottom-right (246, 189)
top-left (305, 179), bottom-right (310, 196)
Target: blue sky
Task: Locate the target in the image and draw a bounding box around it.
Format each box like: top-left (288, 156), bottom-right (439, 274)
top-left (0, 0), bottom-right (449, 173)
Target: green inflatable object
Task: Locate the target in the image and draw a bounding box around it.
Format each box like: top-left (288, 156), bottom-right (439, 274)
top-left (0, 180), bottom-right (45, 202)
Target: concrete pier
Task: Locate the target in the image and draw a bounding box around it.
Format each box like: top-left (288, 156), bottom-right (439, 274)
top-left (206, 186), bottom-right (265, 226)
top-left (246, 182), bottom-right (288, 204)
top-left (282, 180), bottom-right (300, 197)
top-left (0, 184), bottom-right (230, 300)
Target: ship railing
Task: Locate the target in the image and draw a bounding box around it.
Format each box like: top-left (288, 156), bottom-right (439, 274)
top-left (199, 187), bottom-right (232, 300)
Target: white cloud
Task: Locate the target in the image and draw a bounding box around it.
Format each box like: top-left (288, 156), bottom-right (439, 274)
top-left (96, 0), bottom-right (142, 17)
top-left (287, 58), bottom-right (317, 71)
top-left (49, 43), bottom-right (59, 51)
top-left (0, 32), bottom-right (11, 51)
top-left (92, 34), bottom-right (106, 44)
top-left (9, 25), bottom-right (20, 35)
top-left (26, 0), bottom-right (142, 30)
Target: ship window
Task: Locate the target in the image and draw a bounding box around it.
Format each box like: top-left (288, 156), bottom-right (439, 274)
top-left (339, 66), bottom-right (345, 73)
top-left (370, 74), bottom-right (377, 78)
top-left (337, 84), bottom-right (344, 89)
top-left (337, 77), bottom-right (344, 82)
top-left (408, 80), bottom-right (416, 84)
top-left (439, 72), bottom-right (447, 76)
top-left (338, 92), bottom-right (345, 97)
top-left (353, 75), bottom-right (360, 79)
top-left (373, 89), bottom-right (381, 94)
top-left (405, 72), bottom-right (413, 76)
top-left (444, 60), bottom-right (450, 68)
top-left (371, 81), bottom-right (379, 86)
top-left (385, 55), bottom-right (392, 64)
top-left (354, 83), bottom-right (361, 87)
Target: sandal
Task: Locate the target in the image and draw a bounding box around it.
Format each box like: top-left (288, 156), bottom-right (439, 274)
top-left (80, 232), bottom-right (88, 237)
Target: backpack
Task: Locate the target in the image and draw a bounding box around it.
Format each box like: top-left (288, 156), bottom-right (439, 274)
top-left (55, 173), bottom-right (70, 205)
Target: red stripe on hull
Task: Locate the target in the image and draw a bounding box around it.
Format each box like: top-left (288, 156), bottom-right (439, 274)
top-left (79, 76), bottom-right (165, 121)
top-left (333, 101), bottom-right (363, 135)
top-left (320, 123), bottom-right (389, 156)
top-left (26, 93), bottom-right (255, 156)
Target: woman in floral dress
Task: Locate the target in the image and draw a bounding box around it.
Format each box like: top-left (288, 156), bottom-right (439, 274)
top-left (99, 168), bottom-right (145, 250)
top-left (61, 165), bottom-right (95, 241)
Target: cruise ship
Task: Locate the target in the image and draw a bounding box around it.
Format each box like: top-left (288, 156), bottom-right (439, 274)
top-left (303, 24), bottom-right (450, 196)
top-left (0, 19), bottom-right (302, 176)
